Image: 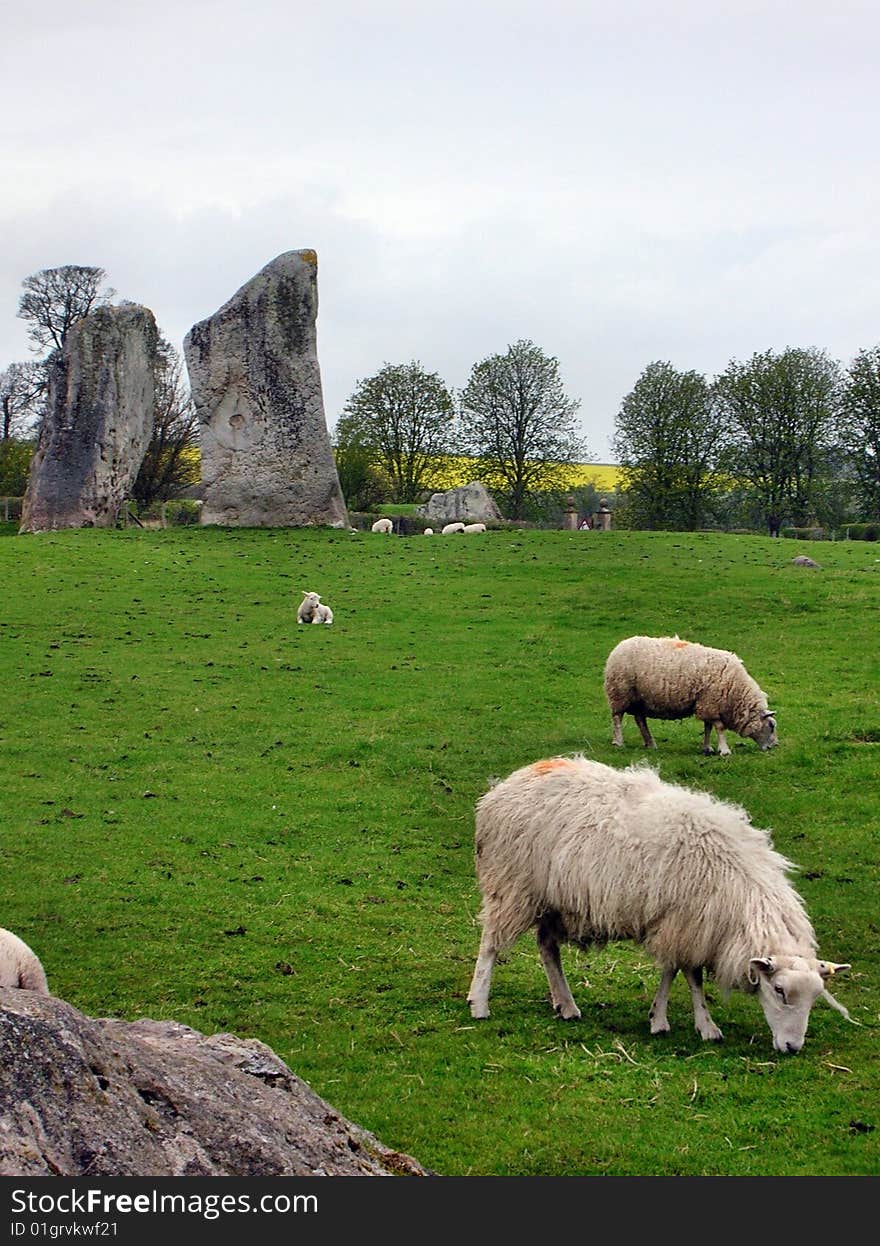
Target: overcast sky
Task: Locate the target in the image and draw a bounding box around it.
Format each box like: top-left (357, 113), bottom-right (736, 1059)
top-left (2, 0), bottom-right (878, 460)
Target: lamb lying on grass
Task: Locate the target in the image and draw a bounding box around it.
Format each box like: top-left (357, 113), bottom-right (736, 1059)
top-left (0, 927), bottom-right (49, 993)
top-left (604, 634), bottom-right (778, 755)
top-left (297, 591), bottom-right (333, 625)
top-left (467, 756), bottom-right (851, 1053)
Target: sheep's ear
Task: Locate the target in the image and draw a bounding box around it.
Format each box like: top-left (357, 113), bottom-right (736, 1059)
top-left (748, 956), bottom-right (776, 984)
top-left (817, 961), bottom-right (851, 979)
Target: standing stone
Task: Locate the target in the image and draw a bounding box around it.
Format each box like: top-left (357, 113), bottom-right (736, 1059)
top-left (184, 250), bottom-right (348, 528)
top-left (19, 305), bottom-right (159, 533)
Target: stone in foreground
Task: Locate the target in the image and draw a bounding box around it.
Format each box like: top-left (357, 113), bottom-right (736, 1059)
top-left (20, 305), bottom-right (159, 533)
top-left (0, 990), bottom-right (426, 1176)
top-left (184, 250), bottom-right (348, 528)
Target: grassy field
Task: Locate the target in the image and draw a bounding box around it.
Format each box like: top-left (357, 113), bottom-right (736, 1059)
top-left (1, 522), bottom-right (878, 1176)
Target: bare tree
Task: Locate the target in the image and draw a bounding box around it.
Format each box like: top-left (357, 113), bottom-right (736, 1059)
top-left (18, 265), bottom-right (115, 355)
top-left (0, 362), bottom-right (45, 440)
top-left (459, 339), bottom-right (587, 519)
top-left (132, 338), bottom-right (200, 509)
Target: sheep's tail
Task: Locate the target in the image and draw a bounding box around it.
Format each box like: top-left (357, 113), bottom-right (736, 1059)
top-left (822, 987), bottom-right (857, 1024)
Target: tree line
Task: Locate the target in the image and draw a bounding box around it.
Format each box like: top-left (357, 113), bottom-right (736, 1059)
top-left (333, 341), bottom-right (587, 519)
top-left (613, 350), bottom-right (880, 535)
top-left (0, 265), bottom-right (199, 507)
top-left (5, 264), bottom-right (878, 534)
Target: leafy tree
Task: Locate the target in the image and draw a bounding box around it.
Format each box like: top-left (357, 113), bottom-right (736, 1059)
top-left (612, 361), bottom-right (721, 530)
top-left (332, 417), bottom-right (392, 511)
top-left (839, 345), bottom-right (880, 519)
top-left (339, 361), bottom-right (456, 503)
top-left (0, 362), bottom-right (45, 440)
top-left (18, 265), bottom-right (115, 354)
top-left (132, 338), bottom-right (200, 509)
top-left (458, 339), bottom-right (587, 519)
top-left (714, 348), bottom-right (841, 536)
top-left (0, 438), bottom-right (33, 497)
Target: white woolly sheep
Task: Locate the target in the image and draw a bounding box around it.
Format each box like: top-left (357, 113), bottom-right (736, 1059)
top-left (467, 756), bottom-right (851, 1053)
top-left (0, 927), bottom-right (49, 993)
top-left (441, 522), bottom-right (465, 535)
top-left (371, 517), bottom-right (394, 534)
top-left (462, 523), bottom-right (486, 534)
top-left (604, 634), bottom-right (778, 756)
top-left (312, 601), bottom-right (334, 625)
top-left (423, 527), bottom-right (434, 536)
top-left (297, 591), bottom-right (322, 624)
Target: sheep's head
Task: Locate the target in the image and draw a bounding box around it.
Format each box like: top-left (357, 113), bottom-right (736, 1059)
top-left (749, 955), bottom-right (851, 1053)
top-left (746, 710), bottom-right (778, 750)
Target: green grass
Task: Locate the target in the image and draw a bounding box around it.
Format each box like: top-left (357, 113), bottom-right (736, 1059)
top-left (2, 524), bottom-right (878, 1176)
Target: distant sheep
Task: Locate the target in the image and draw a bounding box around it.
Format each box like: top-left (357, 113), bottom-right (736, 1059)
top-left (0, 927), bottom-right (49, 993)
top-left (441, 522), bottom-right (465, 535)
top-left (467, 756), bottom-right (851, 1053)
top-left (462, 523), bottom-right (486, 534)
top-left (604, 634), bottom-right (777, 756)
top-left (423, 527), bottom-right (434, 536)
top-left (371, 517), bottom-right (394, 534)
top-left (298, 591), bottom-right (333, 625)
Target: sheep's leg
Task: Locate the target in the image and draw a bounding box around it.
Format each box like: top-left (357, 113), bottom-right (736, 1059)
top-left (702, 722), bottom-right (714, 754)
top-left (683, 966), bottom-right (723, 1041)
top-left (536, 916), bottom-right (581, 1020)
top-left (634, 712), bottom-right (656, 749)
top-left (611, 712), bottom-right (625, 747)
top-left (713, 723), bottom-right (731, 757)
top-left (468, 930), bottom-right (502, 1019)
top-left (649, 966), bottom-right (676, 1034)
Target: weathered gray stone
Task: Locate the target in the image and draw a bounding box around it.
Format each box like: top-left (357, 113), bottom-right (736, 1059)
top-left (418, 481), bottom-right (502, 526)
top-left (19, 304), bottom-right (159, 533)
top-left (184, 250), bottom-right (348, 528)
top-left (0, 990), bottom-right (427, 1177)
top-left (792, 555), bottom-right (821, 568)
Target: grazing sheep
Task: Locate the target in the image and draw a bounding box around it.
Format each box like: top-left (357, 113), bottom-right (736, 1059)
top-left (312, 601), bottom-right (334, 625)
top-left (604, 634), bottom-right (778, 756)
top-left (467, 757), bottom-right (851, 1053)
top-left (371, 517), bottom-right (394, 534)
top-left (441, 522), bottom-right (465, 535)
top-left (423, 527), bottom-right (434, 535)
top-left (0, 927), bottom-right (49, 993)
top-left (462, 523), bottom-right (487, 534)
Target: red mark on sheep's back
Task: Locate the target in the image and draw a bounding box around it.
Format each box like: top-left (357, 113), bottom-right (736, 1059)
top-left (673, 640), bottom-right (690, 648)
top-left (530, 758), bottom-right (577, 776)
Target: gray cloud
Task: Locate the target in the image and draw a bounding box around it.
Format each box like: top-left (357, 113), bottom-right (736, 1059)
top-left (2, 0), bottom-right (878, 458)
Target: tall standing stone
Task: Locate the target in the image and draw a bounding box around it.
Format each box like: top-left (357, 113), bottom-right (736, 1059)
top-left (183, 250), bottom-right (348, 527)
top-left (20, 305), bottom-right (159, 533)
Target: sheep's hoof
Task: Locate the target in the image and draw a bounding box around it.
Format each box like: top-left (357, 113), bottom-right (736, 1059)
top-left (554, 1003), bottom-right (582, 1020)
top-left (699, 1025), bottom-right (723, 1042)
top-left (702, 746), bottom-right (714, 755)
top-left (468, 1002), bottom-right (490, 1020)
top-left (650, 1020), bottom-right (671, 1035)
